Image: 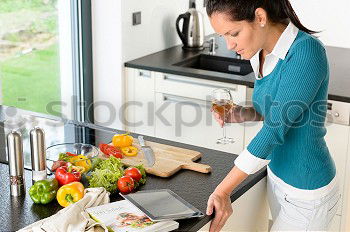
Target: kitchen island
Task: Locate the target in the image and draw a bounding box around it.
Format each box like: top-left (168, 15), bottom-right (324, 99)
top-left (0, 106), bottom-right (266, 232)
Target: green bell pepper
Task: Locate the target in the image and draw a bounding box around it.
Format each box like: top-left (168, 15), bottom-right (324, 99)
top-left (29, 178), bottom-right (59, 204)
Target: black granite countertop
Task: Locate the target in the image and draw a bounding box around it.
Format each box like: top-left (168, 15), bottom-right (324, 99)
top-left (0, 106), bottom-right (266, 232)
top-left (125, 35), bottom-right (350, 103)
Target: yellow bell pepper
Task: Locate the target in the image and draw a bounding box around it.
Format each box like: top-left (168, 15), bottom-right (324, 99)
top-left (69, 155), bottom-right (91, 173)
top-left (56, 182), bottom-right (85, 207)
top-left (121, 146), bottom-right (138, 157)
top-left (112, 133), bottom-right (133, 147)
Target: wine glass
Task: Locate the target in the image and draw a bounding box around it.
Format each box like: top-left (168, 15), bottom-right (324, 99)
top-left (211, 88), bottom-right (235, 144)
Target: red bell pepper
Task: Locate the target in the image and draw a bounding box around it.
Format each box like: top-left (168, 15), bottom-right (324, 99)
top-left (55, 166), bottom-right (81, 186)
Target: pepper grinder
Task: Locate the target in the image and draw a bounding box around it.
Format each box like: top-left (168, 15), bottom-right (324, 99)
top-left (30, 127), bottom-right (47, 182)
top-left (7, 130), bottom-right (25, 196)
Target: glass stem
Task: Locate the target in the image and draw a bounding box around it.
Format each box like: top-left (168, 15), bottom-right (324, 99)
top-left (222, 123), bottom-right (226, 139)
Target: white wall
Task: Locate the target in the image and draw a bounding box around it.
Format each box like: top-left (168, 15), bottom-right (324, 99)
top-left (121, 0), bottom-right (214, 62)
top-left (291, 0), bottom-right (350, 48)
top-left (91, 0), bottom-right (122, 128)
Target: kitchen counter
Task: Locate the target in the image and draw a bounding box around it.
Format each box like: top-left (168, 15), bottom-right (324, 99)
top-left (0, 106), bottom-right (266, 232)
top-left (125, 35), bottom-right (350, 103)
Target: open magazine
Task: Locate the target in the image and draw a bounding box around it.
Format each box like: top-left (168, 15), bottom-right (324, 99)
top-left (86, 200), bottom-right (179, 232)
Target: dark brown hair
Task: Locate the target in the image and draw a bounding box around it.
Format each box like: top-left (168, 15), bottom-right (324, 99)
top-left (206, 0), bottom-right (317, 34)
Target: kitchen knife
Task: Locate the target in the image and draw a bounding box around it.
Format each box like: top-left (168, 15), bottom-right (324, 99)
top-left (138, 136), bottom-right (155, 166)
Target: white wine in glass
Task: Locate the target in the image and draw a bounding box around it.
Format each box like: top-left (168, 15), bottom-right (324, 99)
top-left (211, 88), bottom-right (235, 144)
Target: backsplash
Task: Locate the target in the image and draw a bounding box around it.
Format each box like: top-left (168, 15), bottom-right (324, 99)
top-left (121, 0), bottom-right (215, 62)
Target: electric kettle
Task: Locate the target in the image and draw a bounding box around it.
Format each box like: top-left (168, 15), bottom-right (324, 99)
top-left (176, 3), bottom-right (205, 50)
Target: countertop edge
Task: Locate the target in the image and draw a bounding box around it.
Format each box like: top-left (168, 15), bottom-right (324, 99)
top-left (125, 62), bottom-right (255, 87)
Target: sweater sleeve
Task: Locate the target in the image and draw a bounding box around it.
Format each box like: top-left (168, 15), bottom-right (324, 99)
top-left (235, 39), bottom-right (329, 174)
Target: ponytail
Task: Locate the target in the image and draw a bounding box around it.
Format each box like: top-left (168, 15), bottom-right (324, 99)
top-left (206, 0), bottom-right (318, 34)
top-left (280, 0), bottom-right (318, 34)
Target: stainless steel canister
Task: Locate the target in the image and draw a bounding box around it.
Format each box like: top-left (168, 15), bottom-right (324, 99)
top-left (30, 127), bottom-right (47, 181)
top-left (7, 130), bottom-right (25, 196)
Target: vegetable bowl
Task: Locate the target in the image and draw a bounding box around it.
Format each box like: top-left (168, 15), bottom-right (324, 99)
top-left (45, 142), bottom-right (147, 195)
top-left (46, 143), bottom-right (100, 174)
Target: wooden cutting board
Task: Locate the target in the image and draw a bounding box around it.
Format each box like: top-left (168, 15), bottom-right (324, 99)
top-left (103, 140), bottom-right (211, 178)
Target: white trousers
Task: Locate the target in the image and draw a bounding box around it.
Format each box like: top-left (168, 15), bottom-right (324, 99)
top-left (267, 173), bottom-right (341, 231)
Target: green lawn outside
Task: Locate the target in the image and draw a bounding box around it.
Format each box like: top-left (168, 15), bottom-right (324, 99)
top-left (0, 44), bottom-right (61, 116)
top-left (0, 0), bottom-right (60, 116)
top-left (0, 0), bottom-right (57, 13)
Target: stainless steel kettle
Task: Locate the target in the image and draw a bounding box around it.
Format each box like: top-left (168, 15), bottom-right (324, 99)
top-left (176, 4), bottom-right (205, 50)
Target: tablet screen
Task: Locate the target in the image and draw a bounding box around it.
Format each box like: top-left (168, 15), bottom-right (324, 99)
top-left (120, 189), bottom-right (204, 221)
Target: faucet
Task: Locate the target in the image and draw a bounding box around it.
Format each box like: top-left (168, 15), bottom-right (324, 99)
top-left (208, 37), bottom-right (216, 55)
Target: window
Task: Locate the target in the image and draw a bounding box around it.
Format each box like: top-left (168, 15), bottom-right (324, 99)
top-left (0, 0), bottom-right (93, 122)
top-left (0, 0), bottom-right (62, 116)
top-left (0, 0), bottom-right (94, 167)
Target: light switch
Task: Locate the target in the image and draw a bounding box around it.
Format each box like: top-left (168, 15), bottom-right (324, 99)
top-left (132, 12), bottom-right (141, 26)
top-left (189, 0), bottom-right (196, 8)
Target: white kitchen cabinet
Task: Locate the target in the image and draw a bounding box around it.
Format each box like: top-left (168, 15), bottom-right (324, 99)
top-left (199, 177), bottom-right (269, 232)
top-left (341, 129), bottom-right (350, 231)
top-left (154, 72), bottom-right (246, 154)
top-left (155, 72), bottom-right (247, 106)
top-left (324, 123), bottom-right (350, 217)
top-left (125, 68), bottom-right (155, 136)
top-left (154, 92), bottom-right (245, 154)
top-left (126, 68), bottom-right (248, 153)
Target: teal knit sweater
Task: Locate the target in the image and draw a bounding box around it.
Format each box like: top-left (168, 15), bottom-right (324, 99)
top-left (249, 31), bottom-right (336, 190)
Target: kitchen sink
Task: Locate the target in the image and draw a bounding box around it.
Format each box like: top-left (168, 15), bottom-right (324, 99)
top-left (173, 54), bottom-right (253, 75)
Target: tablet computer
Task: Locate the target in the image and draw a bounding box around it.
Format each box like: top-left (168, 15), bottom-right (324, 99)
top-left (120, 189), bottom-right (204, 221)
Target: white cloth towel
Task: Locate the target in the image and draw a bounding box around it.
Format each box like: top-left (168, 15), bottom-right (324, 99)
top-left (19, 187), bottom-right (110, 232)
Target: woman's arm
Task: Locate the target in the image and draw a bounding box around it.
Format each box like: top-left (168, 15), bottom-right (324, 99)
top-left (206, 166), bottom-right (248, 232)
top-left (241, 106), bottom-right (264, 122)
top-left (212, 105), bottom-right (263, 127)
top-left (214, 165), bottom-right (249, 196)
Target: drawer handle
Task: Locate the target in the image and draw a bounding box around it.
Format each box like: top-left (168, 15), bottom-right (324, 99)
top-left (162, 93), bottom-right (211, 108)
top-left (139, 71), bottom-right (151, 78)
top-left (163, 74), bottom-right (237, 91)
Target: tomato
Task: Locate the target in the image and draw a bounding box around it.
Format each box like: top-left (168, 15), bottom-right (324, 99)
top-left (112, 134), bottom-right (133, 147)
top-left (99, 144), bottom-right (123, 158)
top-left (124, 167), bottom-right (142, 182)
top-left (117, 176), bottom-right (135, 194)
top-left (66, 152), bottom-right (77, 156)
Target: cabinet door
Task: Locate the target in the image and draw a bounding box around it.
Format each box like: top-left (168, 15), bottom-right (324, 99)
top-left (341, 127), bottom-right (350, 231)
top-left (154, 92), bottom-right (245, 154)
top-left (125, 68), bottom-right (155, 136)
top-left (199, 178), bottom-right (269, 232)
top-left (324, 123), bottom-right (350, 216)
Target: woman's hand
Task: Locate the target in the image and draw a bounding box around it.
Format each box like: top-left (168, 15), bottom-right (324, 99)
top-left (206, 189), bottom-right (233, 232)
top-left (211, 105), bottom-right (245, 127)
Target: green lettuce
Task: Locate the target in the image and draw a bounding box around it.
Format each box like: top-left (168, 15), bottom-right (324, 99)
top-left (87, 157), bottom-right (124, 193)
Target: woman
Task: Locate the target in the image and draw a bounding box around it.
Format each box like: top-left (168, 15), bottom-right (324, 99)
top-left (205, 0), bottom-right (340, 231)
